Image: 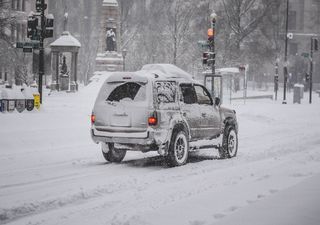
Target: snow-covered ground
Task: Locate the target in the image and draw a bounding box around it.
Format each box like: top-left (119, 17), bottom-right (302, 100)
top-left (1, 74), bottom-right (320, 225)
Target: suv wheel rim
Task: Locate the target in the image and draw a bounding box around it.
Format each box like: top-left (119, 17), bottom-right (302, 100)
top-left (228, 130), bottom-right (237, 157)
top-left (174, 133), bottom-right (187, 162)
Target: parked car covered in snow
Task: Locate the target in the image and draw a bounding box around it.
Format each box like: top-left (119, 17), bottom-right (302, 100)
top-left (91, 64), bottom-right (238, 166)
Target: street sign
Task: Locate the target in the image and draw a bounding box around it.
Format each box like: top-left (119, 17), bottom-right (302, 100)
top-left (287, 33), bottom-right (293, 39)
top-left (24, 41), bottom-right (40, 49)
top-left (197, 40), bottom-right (210, 48)
top-left (16, 42), bottom-right (24, 48)
top-left (301, 52), bottom-right (309, 58)
top-left (23, 47), bottom-right (33, 53)
top-left (16, 41), bottom-right (40, 50)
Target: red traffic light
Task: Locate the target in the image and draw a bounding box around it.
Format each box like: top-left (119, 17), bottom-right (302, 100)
top-left (207, 28), bottom-right (214, 37)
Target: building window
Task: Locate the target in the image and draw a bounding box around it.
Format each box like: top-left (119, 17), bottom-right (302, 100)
top-left (17, 0), bottom-right (20, 10)
top-left (11, 0), bottom-right (16, 9)
top-left (289, 43), bottom-right (298, 55)
top-left (16, 23), bottom-right (21, 41)
top-left (22, 0), bottom-right (25, 11)
top-left (288, 10), bottom-right (297, 30)
top-left (11, 24), bottom-right (15, 42)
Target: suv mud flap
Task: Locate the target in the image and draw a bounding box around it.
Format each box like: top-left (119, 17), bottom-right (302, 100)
top-left (158, 141), bottom-right (169, 156)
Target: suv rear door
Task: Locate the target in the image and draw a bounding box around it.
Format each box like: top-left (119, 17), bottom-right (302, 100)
top-left (179, 83), bottom-right (202, 140)
top-left (94, 78), bottom-right (151, 135)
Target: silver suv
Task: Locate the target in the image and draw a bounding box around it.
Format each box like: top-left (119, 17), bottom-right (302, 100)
top-left (91, 64), bottom-right (238, 166)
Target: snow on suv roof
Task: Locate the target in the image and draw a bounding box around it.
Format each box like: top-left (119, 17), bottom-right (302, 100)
top-left (141, 64), bottom-right (193, 81)
top-left (105, 64), bottom-right (195, 84)
top-left (106, 72), bottom-right (149, 83)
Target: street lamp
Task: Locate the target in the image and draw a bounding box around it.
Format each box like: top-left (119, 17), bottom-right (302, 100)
top-left (122, 49), bottom-right (127, 71)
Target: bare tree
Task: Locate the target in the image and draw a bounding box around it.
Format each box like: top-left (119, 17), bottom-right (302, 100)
top-left (221, 0), bottom-right (277, 60)
top-left (0, 0), bottom-right (30, 85)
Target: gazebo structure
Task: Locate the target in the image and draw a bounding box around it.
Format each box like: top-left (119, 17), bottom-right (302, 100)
top-left (50, 31), bottom-right (81, 91)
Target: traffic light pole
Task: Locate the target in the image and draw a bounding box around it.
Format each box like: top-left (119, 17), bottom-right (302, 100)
top-left (309, 38), bottom-right (314, 104)
top-left (38, 0), bottom-right (45, 104)
top-left (211, 18), bottom-right (216, 96)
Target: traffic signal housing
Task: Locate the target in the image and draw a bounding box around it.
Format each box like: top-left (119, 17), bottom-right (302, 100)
top-left (203, 52), bottom-right (209, 65)
top-left (36, 0), bottom-right (47, 12)
top-left (313, 38), bottom-right (318, 51)
top-left (27, 16), bottom-right (39, 40)
top-left (305, 72), bottom-right (310, 82)
top-left (239, 66), bottom-right (246, 72)
top-left (45, 14), bottom-right (54, 38)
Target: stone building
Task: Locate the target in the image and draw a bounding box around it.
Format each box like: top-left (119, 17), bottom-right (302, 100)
top-left (0, 0), bottom-right (34, 85)
top-left (285, 0), bottom-right (320, 85)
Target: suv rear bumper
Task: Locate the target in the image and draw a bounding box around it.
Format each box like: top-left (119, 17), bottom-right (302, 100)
top-left (91, 128), bottom-right (155, 146)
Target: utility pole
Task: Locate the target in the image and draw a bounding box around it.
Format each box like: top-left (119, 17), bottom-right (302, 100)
top-left (309, 38), bottom-right (318, 104)
top-left (283, 0), bottom-right (289, 104)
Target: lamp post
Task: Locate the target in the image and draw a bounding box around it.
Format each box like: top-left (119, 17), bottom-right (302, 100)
top-left (122, 49), bottom-right (127, 71)
top-left (283, 0), bottom-right (289, 104)
top-left (274, 58), bottom-right (280, 101)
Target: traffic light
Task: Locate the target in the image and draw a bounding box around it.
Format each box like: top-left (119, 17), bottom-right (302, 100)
top-left (45, 14), bottom-right (54, 38)
top-left (203, 52), bottom-right (209, 65)
top-left (313, 38), bottom-right (318, 51)
top-left (305, 73), bottom-right (310, 82)
top-left (36, 0), bottom-right (47, 13)
top-left (27, 16), bottom-right (39, 40)
top-left (207, 28), bottom-right (214, 44)
top-left (36, 0), bottom-right (41, 12)
top-left (274, 75), bottom-right (279, 83)
top-left (239, 66), bottom-right (245, 72)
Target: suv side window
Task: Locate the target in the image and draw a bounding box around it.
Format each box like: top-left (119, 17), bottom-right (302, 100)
top-left (155, 81), bottom-right (176, 104)
top-left (194, 85), bottom-right (212, 105)
top-left (180, 84), bottom-right (196, 104)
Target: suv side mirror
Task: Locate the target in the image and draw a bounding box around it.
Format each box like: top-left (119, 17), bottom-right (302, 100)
top-left (214, 97), bottom-right (221, 106)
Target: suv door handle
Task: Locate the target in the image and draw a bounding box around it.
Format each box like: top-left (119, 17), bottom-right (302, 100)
top-left (201, 113), bottom-right (206, 117)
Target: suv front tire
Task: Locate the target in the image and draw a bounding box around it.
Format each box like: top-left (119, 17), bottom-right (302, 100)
top-left (219, 125), bottom-right (238, 159)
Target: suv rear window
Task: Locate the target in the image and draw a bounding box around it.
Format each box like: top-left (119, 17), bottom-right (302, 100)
top-left (107, 82), bottom-right (146, 102)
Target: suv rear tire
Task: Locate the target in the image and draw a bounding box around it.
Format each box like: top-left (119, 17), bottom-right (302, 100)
top-left (102, 143), bottom-right (126, 163)
top-left (166, 130), bottom-right (189, 166)
top-left (219, 125), bottom-right (238, 159)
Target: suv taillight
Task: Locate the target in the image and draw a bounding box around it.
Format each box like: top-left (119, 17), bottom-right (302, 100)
top-left (148, 111), bottom-right (158, 126)
top-left (91, 114), bottom-right (95, 124)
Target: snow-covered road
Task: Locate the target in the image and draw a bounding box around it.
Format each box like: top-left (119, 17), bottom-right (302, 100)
top-left (1, 76), bottom-right (320, 225)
